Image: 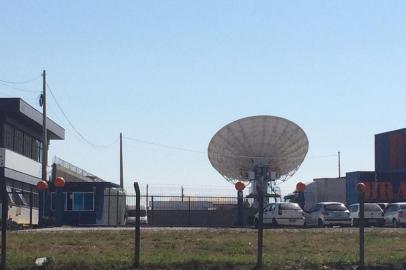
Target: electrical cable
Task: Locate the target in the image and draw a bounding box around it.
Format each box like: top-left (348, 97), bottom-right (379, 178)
top-left (0, 76), bottom-right (40, 84)
top-left (123, 135), bottom-right (337, 160)
top-left (44, 82), bottom-right (338, 159)
top-left (0, 81), bottom-right (38, 93)
top-left (123, 135), bottom-right (206, 154)
top-left (47, 82), bottom-right (118, 149)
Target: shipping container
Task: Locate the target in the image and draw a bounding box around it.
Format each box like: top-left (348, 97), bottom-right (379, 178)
top-left (375, 128), bottom-right (406, 172)
top-left (303, 177), bottom-right (346, 211)
top-left (346, 171), bottom-right (406, 205)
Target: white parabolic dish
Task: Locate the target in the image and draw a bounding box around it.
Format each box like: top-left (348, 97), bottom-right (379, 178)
top-left (208, 115), bottom-right (309, 182)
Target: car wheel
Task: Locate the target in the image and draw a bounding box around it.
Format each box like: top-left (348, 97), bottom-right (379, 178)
top-left (392, 219), bottom-right (399, 228)
top-left (318, 218), bottom-right (324, 228)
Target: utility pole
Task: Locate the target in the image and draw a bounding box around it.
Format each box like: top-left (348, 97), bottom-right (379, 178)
top-left (41, 70), bottom-right (48, 182)
top-left (120, 132), bottom-right (123, 189)
top-left (338, 151), bottom-right (341, 178)
top-left (181, 186), bottom-right (184, 202)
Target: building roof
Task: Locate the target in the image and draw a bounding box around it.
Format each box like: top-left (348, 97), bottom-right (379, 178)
top-left (313, 177), bottom-right (346, 181)
top-left (52, 157), bottom-right (120, 188)
top-left (0, 98), bottom-right (64, 140)
top-left (375, 127), bottom-right (406, 137)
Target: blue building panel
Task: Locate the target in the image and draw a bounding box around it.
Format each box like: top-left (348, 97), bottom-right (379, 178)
top-left (42, 181), bottom-right (120, 226)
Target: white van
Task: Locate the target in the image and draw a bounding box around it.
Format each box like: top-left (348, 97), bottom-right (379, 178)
top-left (254, 202), bottom-right (305, 227)
top-left (125, 205), bottom-right (148, 225)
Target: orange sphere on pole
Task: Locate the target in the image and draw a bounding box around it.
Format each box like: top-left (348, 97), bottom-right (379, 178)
top-left (54, 177), bottom-right (65, 188)
top-left (235, 181), bottom-right (246, 192)
top-left (357, 182), bottom-right (367, 193)
top-left (296, 182), bottom-right (306, 193)
top-left (36, 180), bottom-right (48, 191)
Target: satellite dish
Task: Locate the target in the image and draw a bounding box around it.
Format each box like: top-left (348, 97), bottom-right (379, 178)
top-left (208, 115), bottom-right (308, 184)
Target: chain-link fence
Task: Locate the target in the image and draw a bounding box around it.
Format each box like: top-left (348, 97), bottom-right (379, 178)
top-left (122, 194), bottom-right (256, 227)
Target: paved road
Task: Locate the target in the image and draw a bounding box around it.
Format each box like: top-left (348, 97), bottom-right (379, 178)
top-left (13, 226), bottom-right (406, 233)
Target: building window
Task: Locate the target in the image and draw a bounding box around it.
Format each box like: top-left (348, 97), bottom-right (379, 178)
top-left (64, 192), bottom-right (94, 211)
top-left (6, 187), bottom-right (27, 206)
top-left (32, 139), bottom-right (42, 162)
top-left (4, 124), bottom-right (14, 150)
top-left (14, 129), bottom-right (24, 154)
top-left (2, 124), bottom-right (42, 163)
top-left (23, 134), bottom-right (32, 158)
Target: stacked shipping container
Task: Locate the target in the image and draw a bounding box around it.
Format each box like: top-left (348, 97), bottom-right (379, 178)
top-left (375, 128), bottom-right (406, 173)
top-left (346, 128), bottom-right (406, 205)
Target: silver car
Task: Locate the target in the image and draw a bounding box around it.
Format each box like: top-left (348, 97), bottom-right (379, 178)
top-left (305, 202), bottom-right (351, 227)
top-left (383, 202), bottom-right (406, 227)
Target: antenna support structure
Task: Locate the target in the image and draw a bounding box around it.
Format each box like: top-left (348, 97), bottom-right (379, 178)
top-left (207, 115), bottom-right (309, 268)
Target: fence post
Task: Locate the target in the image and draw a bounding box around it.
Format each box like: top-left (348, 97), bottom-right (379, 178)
top-left (1, 180), bottom-right (9, 270)
top-left (357, 183), bottom-right (366, 270)
top-left (133, 182), bottom-right (141, 268)
top-left (256, 175), bottom-right (264, 269)
top-left (116, 192), bottom-right (119, 226)
top-left (29, 189), bottom-right (33, 227)
top-left (188, 196), bottom-right (191, 226)
top-left (151, 196), bottom-right (154, 226)
top-left (107, 189), bottom-right (111, 226)
top-left (237, 191), bottom-right (244, 227)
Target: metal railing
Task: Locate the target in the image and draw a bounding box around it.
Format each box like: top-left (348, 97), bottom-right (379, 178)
top-left (53, 156), bottom-right (101, 181)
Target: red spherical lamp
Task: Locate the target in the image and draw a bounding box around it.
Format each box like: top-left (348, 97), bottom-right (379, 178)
top-left (36, 180), bottom-right (48, 191)
top-left (54, 177), bottom-right (65, 188)
top-left (296, 182), bottom-right (306, 193)
top-left (235, 181), bottom-right (246, 192)
top-left (357, 182), bottom-right (367, 193)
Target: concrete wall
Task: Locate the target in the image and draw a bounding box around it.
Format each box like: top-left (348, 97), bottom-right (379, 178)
top-left (148, 208), bottom-right (256, 227)
top-left (0, 148), bottom-right (41, 178)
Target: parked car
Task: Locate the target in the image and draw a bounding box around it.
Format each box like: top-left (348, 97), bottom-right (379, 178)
top-left (383, 202), bottom-right (406, 227)
top-left (125, 205), bottom-right (148, 225)
top-left (305, 202), bottom-right (351, 227)
top-left (377, 203), bottom-right (388, 211)
top-left (348, 203), bottom-right (384, 227)
top-left (254, 202), bottom-right (305, 227)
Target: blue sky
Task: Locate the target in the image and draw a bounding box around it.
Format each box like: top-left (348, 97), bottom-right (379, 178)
top-left (1, 1), bottom-right (406, 196)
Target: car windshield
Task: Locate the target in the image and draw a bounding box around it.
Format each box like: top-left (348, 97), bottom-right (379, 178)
top-left (365, 204), bottom-right (382, 212)
top-left (325, 204), bottom-right (347, 211)
top-left (280, 203), bottom-right (301, 210)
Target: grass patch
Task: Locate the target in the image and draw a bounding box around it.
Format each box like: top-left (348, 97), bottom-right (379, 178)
top-left (3, 228), bottom-right (406, 269)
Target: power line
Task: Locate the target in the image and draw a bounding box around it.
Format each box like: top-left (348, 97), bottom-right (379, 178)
top-left (0, 76), bottom-right (40, 84)
top-left (123, 135), bottom-right (206, 154)
top-left (0, 81), bottom-right (38, 93)
top-left (123, 135), bottom-right (337, 160)
top-left (43, 81), bottom-right (337, 160)
top-left (306, 154), bottom-right (337, 159)
top-left (46, 82), bottom-right (118, 149)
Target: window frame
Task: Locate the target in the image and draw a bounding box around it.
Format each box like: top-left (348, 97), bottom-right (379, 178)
top-left (2, 123), bottom-right (43, 163)
top-left (4, 124), bottom-right (14, 150)
top-left (64, 192), bottom-right (95, 212)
